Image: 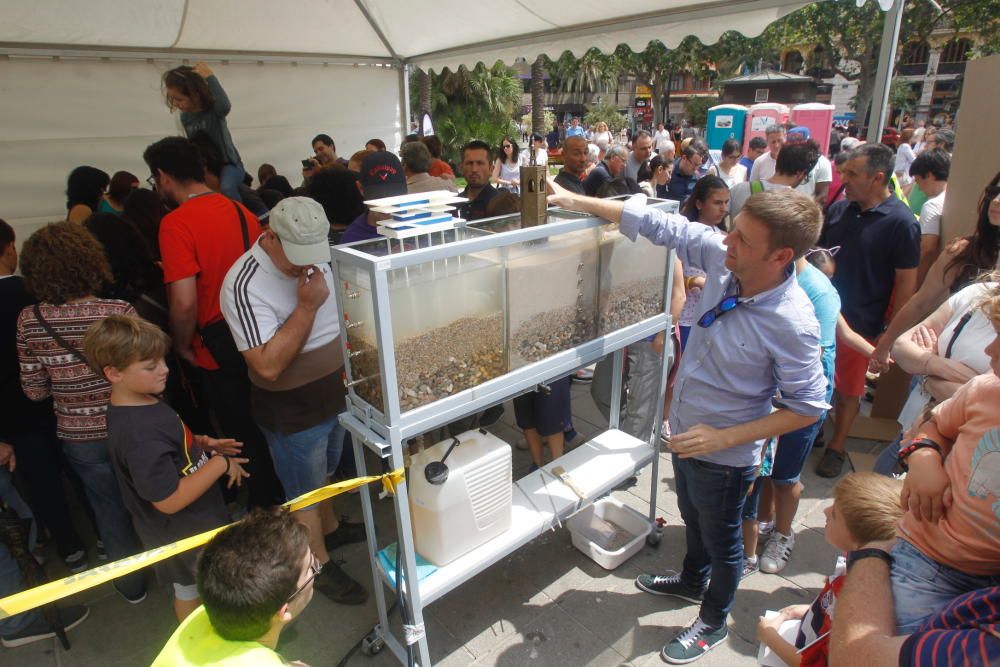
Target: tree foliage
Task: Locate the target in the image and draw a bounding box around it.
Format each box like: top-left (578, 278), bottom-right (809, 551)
top-left (583, 102), bottom-right (628, 134)
top-left (771, 0), bottom-right (1000, 126)
top-left (412, 63), bottom-right (522, 166)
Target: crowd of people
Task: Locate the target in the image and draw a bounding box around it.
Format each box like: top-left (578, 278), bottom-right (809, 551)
top-left (0, 60), bottom-right (996, 666)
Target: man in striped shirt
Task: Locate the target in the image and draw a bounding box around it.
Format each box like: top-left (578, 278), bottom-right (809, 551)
top-left (220, 197), bottom-right (366, 606)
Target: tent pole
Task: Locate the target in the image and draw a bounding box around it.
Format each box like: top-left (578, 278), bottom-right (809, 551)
top-left (399, 63), bottom-right (411, 143)
top-left (866, 0), bottom-right (904, 143)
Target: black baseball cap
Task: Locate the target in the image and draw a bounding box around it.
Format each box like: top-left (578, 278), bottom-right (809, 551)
top-left (360, 151), bottom-right (407, 201)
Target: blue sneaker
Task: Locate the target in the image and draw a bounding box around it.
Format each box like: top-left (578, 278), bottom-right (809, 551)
top-left (661, 617), bottom-right (728, 664)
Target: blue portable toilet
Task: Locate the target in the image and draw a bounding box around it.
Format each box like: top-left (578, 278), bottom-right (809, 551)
top-left (705, 104), bottom-right (748, 150)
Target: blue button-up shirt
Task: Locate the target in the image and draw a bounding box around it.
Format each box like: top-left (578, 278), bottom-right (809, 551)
top-left (620, 195), bottom-right (829, 467)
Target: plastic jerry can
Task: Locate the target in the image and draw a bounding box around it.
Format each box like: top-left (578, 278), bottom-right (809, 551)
top-left (408, 429), bottom-right (512, 566)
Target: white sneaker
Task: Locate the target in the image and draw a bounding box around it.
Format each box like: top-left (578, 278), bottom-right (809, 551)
top-left (760, 532), bottom-right (795, 573)
top-left (757, 520), bottom-right (774, 541)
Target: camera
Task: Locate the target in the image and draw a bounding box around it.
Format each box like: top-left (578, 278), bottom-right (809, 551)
top-left (302, 158), bottom-right (315, 169)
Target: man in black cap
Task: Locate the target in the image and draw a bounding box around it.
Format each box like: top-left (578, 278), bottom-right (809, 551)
top-left (339, 151), bottom-right (408, 244)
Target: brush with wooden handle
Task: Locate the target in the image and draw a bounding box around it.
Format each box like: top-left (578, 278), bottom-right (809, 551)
top-left (551, 466), bottom-right (586, 500)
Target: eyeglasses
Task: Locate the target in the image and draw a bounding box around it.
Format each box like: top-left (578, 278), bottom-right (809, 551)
top-left (985, 186), bottom-right (1000, 201)
top-left (697, 283), bottom-right (741, 328)
top-left (286, 553), bottom-right (322, 604)
top-left (146, 175), bottom-right (157, 189)
top-left (503, 144), bottom-right (513, 149)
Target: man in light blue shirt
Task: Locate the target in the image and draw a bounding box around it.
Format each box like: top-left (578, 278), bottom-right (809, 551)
top-left (564, 117), bottom-right (586, 139)
top-left (546, 181), bottom-right (828, 664)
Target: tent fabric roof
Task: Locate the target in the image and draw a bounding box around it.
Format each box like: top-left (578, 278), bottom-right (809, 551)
top-left (1, 0), bottom-right (812, 71)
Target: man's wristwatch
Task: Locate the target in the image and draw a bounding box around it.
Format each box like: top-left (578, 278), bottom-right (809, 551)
top-left (846, 548), bottom-right (893, 571)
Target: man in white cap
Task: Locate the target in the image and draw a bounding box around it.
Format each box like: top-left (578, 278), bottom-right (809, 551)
top-left (220, 197), bottom-right (367, 606)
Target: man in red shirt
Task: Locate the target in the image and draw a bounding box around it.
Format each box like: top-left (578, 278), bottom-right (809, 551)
top-left (144, 137), bottom-right (283, 508)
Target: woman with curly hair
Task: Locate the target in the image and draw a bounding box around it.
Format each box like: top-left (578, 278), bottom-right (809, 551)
top-left (16, 221), bottom-right (147, 603)
top-left (66, 165), bottom-right (110, 224)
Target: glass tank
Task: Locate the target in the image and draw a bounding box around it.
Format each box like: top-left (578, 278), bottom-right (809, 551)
top-left (597, 225), bottom-right (668, 335)
top-left (387, 249), bottom-right (505, 412)
top-left (506, 227), bottom-right (600, 368)
top-left (332, 206), bottom-right (672, 424)
top-left (338, 263), bottom-right (383, 413)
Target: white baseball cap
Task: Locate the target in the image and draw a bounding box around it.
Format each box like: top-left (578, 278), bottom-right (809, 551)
top-left (267, 197), bottom-right (331, 266)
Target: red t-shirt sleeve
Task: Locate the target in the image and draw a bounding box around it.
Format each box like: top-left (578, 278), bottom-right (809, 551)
top-left (159, 216), bottom-right (200, 284)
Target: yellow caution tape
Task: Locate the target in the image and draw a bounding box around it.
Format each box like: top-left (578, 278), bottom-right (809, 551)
top-left (0, 469), bottom-right (404, 620)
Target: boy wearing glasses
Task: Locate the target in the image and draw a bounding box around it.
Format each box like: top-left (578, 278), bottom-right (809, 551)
top-left (152, 508), bottom-right (317, 666)
top-left (546, 180), bottom-right (828, 664)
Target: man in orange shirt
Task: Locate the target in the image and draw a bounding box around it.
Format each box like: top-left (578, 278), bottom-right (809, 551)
top-left (145, 136), bottom-right (283, 508)
top-left (890, 286), bottom-right (1000, 633)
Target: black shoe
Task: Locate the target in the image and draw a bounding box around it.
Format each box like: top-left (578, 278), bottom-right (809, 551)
top-left (95, 540), bottom-right (108, 561)
top-left (635, 572), bottom-right (705, 604)
top-left (112, 582), bottom-right (147, 605)
top-left (63, 549), bottom-right (88, 574)
top-left (815, 448), bottom-right (846, 478)
top-left (324, 519), bottom-right (367, 552)
top-left (313, 562), bottom-right (368, 605)
top-left (1, 605), bottom-right (90, 648)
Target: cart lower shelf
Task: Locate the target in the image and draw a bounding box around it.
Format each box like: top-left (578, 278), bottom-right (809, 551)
top-left (376, 428), bottom-right (653, 606)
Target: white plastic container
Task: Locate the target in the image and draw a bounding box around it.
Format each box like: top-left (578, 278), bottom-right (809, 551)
top-left (408, 429), bottom-right (512, 566)
top-left (566, 497), bottom-right (651, 570)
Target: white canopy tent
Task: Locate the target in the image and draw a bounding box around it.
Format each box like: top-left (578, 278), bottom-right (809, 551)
top-left (1, 0), bottom-right (893, 235)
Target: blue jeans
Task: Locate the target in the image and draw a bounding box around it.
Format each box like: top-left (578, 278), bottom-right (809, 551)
top-left (0, 469), bottom-right (36, 552)
top-left (220, 163), bottom-right (245, 203)
top-left (0, 543), bottom-right (41, 635)
top-left (874, 432), bottom-right (904, 476)
top-left (259, 416), bottom-right (344, 507)
top-left (891, 539), bottom-right (1000, 633)
top-left (61, 440), bottom-right (146, 597)
top-left (673, 454), bottom-right (757, 628)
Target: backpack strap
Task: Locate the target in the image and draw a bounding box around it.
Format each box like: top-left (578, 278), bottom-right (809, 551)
top-left (750, 181), bottom-right (764, 195)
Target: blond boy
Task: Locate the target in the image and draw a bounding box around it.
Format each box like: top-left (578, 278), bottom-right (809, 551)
top-left (83, 315), bottom-right (247, 621)
top-left (756, 473), bottom-right (903, 666)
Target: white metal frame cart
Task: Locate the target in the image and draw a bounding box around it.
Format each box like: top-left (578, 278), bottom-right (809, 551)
top-left (330, 200), bottom-right (677, 666)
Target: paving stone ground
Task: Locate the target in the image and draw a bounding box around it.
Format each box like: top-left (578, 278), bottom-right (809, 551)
top-left (2, 382), bottom-right (888, 666)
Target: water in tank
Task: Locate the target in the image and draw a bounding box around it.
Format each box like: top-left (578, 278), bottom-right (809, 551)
top-left (597, 222), bottom-right (668, 335)
top-left (506, 226), bottom-right (600, 368)
top-left (387, 244), bottom-right (505, 413)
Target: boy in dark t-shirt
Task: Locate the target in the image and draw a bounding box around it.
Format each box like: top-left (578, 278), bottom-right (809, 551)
top-left (83, 315), bottom-right (248, 622)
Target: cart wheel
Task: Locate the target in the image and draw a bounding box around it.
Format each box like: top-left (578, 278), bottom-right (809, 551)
top-left (646, 532), bottom-right (662, 547)
top-left (360, 628), bottom-right (385, 656)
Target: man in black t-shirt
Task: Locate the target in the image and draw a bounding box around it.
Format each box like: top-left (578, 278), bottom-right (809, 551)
top-left (554, 136), bottom-right (588, 195)
top-left (816, 144), bottom-right (919, 478)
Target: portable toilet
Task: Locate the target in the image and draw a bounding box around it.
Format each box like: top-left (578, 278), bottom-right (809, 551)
top-left (791, 103), bottom-right (836, 155)
top-left (705, 104), bottom-right (748, 150)
top-left (744, 103), bottom-right (790, 152)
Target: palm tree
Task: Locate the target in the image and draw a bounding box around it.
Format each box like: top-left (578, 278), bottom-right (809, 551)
top-left (531, 56), bottom-right (545, 135)
top-left (417, 68), bottom-right (432, 117)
